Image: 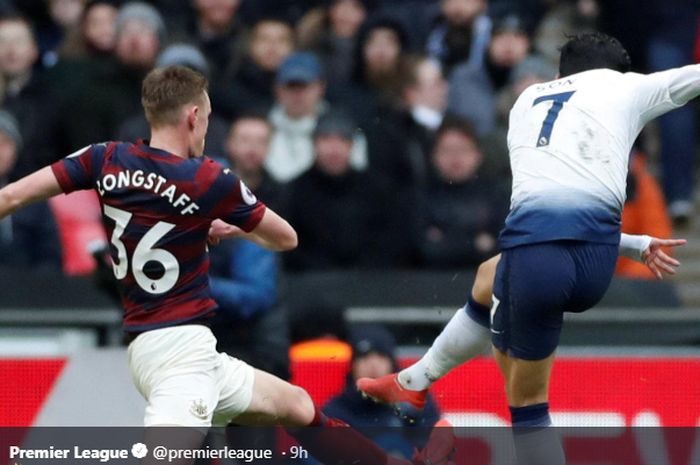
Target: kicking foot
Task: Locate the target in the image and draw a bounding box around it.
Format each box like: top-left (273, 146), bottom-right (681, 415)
top-left (357, 373), bottom-right (428, 420)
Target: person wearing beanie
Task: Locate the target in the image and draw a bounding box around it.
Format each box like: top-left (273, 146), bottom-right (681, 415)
top-left (114, 1), bottom-right (165, 69)
top-left (156, 43), bottom-right (210, 78)
top-left (323, 325), bottom-right (441, 456)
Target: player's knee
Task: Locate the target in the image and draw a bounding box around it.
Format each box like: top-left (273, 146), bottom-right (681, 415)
top-left (473, 259), bottom-right (497, 304)
top-left (287, 385), bottom-right (315, 425)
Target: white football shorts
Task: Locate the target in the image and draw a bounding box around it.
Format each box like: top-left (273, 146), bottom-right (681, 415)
top-left (127, 324), bottom-right (255, 427)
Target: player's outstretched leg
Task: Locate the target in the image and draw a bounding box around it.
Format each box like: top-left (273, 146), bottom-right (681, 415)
top-left (357, 256), bottom-right (499, 414)
top-left (234, 369), bottom-right (455, 465)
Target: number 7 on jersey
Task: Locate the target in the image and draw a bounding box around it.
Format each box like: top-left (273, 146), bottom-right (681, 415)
top-left (533, 91), bottom-right (576, 147)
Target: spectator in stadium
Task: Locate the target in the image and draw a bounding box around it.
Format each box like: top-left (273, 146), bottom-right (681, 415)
top-left (36, 0), bottom-right (86, 68)
top-left (61, 1), bottom-right (165, 148)
top-left (417, 115), bottom-right (509, 269)
top-left (448, 12), bottom-right (532, 136)
top-left (297, 0), bottom-right (373, 93)
top-left (172, 0), bottom-right (246, 84)
top-left (282, 110), bottom-right (407, 270)
top-left (534, 0), bottom-right (599, 66)
top-left (363, 55), bottom-right (447, 194)
top-left (395, 55), bottom-right (447, 176)
top-left (117, 43), bottom-right (229, 158)
top-left (266, 51), bottom-right (368, 182)
top-left (48, 0), bottom-right (119, 113)
top-left (0, 14), bottom-right (63, 179)
top-left (334, 16), bottom-right (408, 124)
top-left (224, 112), bottom-right (285, 210)
top-left (616, 150), bottom-right (673, 279)
top-left (0, 109), bottom-right (61, 269)
top-left (425, 0), bottom-right (491, 74)
top-left (323, 325), bottom-right (440, 454)
top-left (59, 0), bottom-right (118, 59)
top-left (213, 16), bottom-right (295, 120)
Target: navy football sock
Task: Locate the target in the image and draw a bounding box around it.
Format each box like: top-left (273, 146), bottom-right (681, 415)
top-left (510, 403), bottom-right (565, 465)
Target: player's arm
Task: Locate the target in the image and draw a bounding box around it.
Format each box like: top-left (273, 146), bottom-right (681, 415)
top-left (619, 233), bottom-right (686, 279)
top-left (0, 166), bottom-right (63, 219)
top-left (209, 208), bottom-right (298, 251)
top-left (633, 64), bottom-right (700, 123)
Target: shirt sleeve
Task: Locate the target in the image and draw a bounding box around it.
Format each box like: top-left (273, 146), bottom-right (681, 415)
top-left (627, 65), bottom-right (700, 124)
top-left (204, 162), bottom-right (266, 232)
top-left (50, 144), bottom-right (106, 194)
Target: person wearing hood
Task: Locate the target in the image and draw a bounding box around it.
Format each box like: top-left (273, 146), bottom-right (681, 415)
top-left (323, 325), bottom-right (440, 456)
top-left (447, 12), bottom-right (532, 137)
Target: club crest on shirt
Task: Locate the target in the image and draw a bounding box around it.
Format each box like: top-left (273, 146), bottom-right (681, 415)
top-left (240, 181), bottom-right (257, 205)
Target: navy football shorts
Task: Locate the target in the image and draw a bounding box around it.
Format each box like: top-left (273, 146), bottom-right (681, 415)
top-left (491, 240), bottom-right (618, 360)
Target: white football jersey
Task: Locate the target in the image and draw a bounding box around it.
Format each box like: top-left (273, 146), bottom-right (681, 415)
top-left (500, 65), bottom-right (700, 249)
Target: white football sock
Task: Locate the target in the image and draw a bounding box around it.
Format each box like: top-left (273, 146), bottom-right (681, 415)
top-left (397, 305), bottom-right (490, 391)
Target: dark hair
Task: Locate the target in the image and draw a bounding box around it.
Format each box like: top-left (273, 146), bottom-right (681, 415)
top-left (558, 32), bottom-right (631, 77)
top-left (141, 66), bottom-right (208, 127)
top-left (436, 113), bottom-right (479, 143)
top-left (352, 16), bottom-right (408, 83)
top-left (230, 109), bottom-right (272, 134)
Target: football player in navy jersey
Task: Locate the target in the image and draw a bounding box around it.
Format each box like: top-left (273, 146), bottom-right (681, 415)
top-left (0, 65), bottom-right (454, 465)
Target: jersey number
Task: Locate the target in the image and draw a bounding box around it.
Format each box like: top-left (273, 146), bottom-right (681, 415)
top-left (533, 91), bottom-right (575, 147)
top-left (104, 205), bottom-right (180, 295)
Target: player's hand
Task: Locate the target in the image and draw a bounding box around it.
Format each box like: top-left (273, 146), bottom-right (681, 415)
top-left (642, 237), bottom-right (686, 279)
top-left (208, 219), bottom-right (243, 245)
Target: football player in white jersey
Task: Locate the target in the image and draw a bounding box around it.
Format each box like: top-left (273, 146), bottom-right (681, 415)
top-left (360, 32), bottom-right (697, 464)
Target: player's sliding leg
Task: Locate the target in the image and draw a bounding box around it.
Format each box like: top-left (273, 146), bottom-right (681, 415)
top-left (357, 255), bottom-right (500, 411)
top-left (233, 369), bottom-right (456, 465)
top-left (493, 349), bottom-right (565, 465)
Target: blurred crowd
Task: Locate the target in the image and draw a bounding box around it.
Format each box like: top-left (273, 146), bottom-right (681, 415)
top-left (0, 0), bottom-right (696, 278)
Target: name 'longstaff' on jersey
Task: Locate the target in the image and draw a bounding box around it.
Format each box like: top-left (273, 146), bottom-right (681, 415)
top-left (95, 169), bottom-right (201, 215)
